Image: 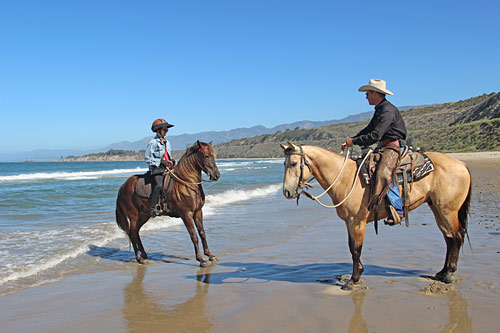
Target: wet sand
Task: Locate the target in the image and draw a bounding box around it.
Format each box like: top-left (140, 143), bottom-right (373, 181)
top-left (1, 152), bottom-right (499, 332)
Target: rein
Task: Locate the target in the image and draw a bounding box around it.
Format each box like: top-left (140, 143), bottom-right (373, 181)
top-left (287, 146), bottom-right (373, 208)
top-left (163, 167), bottom-right (213, 186)
top-left (163, 148), bottom-right (215, 186)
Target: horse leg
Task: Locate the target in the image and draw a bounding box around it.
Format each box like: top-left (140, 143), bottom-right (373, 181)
top-left (129, 229), bottom-right (148, 264)
top-left (429, 204), bottom-right (464, 284)
top-left (435, 236), bottom-right (462, 283)
top-left (129, 214), bottom-right (149, 264)
top-left (136, 214), bottom-right (150, 261)
top-left (343, 219), bottom-right (366, 290)
top-left (194, 210), bottom-right (217, 263)
top-left (182, 213), bottom-right (207, 267)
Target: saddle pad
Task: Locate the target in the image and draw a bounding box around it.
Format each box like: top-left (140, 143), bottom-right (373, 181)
top-left (355, 151), bottom-right (434, 185)
top-left (135, 174), bottom-right (153, 198)
top-left (396, 152), bottom-right (434, 185)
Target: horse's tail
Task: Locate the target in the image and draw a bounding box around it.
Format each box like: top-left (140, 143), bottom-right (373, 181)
top-left (115, 186), bottom-right (130, 236)
top-left (458, 167), bottom-right (472, 247)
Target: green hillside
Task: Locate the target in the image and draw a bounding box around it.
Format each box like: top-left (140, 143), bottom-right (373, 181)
top-left (215, 92), bottom-right (500, 158)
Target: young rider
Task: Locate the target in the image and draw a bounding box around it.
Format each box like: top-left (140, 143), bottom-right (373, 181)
top-left (145, 118), bottom-right (174, 217)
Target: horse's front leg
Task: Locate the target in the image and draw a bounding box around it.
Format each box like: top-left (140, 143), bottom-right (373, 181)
top-left (343, 219), bottom-right (366, 290)
top-left (181, 212), bottom-right (207, 267)
top-left (194, 210), bottom-right (217, 263)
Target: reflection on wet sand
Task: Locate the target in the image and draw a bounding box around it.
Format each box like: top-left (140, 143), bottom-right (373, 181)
top-left (343, 286), bottom-right (471, 332)
top-left (122, 266), bottom-right (212, 332)
top-left (348, 291), bottom-right (368, 333)
top-left (442, 289), bottom-right (473, 333)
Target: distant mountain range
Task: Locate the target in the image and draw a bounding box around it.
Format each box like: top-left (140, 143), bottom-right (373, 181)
top-left (0, 106), bottom-right (424, 162)
top-left (99, 111), bottom-right (377, 152)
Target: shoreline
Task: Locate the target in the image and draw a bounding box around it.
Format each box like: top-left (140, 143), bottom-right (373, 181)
top-left (46, 150), bottom-right (500, 162)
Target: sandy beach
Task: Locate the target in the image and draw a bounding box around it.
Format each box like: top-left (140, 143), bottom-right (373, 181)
top-left (1, 151), bottom-right (499, 332)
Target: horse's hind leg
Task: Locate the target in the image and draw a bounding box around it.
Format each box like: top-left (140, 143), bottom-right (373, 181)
top-left (194, 210), bottom-right (217, 263)
top-left (430, 205), bottom-right (464, 283)
top-left (130, 215), bottom-right (150, 264)
top-left (436, 235), bottom-right (462, 283)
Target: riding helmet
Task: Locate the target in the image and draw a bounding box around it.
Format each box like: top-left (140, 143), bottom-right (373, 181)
top-left (151, 118), bottom-right (174, 132)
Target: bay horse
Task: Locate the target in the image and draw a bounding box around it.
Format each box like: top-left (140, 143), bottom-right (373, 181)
top-left (116, 141), bottom-right (220, 267)
top-left (281, 142), bottom-right (471, 290)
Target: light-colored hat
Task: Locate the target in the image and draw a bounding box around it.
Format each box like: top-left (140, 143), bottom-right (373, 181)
top-left (358, 79), bottom-right (394, 95)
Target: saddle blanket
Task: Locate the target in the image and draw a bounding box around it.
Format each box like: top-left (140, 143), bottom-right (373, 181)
top-left (356, 148), bottom-right (434, 185)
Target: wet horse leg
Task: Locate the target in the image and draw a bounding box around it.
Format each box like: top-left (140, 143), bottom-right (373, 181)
top-left (182, 212), bottom-right (207, 267)
top-left (194, 210), bottom-right (217, 262)
top-left (436, 235), bottom-right (462, 283)
top-left (129, 214), bottom-right (149, 264)
top-left (430, 204), bottom-right (463, 283)
top-left (343, 220), bottom-right (366, 290)
top-left (136, 214), bottom-right (150, 261)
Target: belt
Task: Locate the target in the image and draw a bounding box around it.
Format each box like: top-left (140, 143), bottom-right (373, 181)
top-left (379, 139), bottom-right (400, 148)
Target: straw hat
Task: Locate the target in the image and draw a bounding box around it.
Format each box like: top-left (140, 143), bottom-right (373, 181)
top-left (358, 79), bottom-right (394, 95)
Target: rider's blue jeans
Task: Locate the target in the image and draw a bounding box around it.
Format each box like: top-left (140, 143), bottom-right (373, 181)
top-left (387, 183), bottom-right (403, 215)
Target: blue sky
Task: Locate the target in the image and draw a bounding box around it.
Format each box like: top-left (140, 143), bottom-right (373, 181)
top-left (1, 0), bottom-right (499, 154)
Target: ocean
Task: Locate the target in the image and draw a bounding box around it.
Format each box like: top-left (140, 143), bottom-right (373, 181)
top-left (0, 159), bottom-right (286, 296)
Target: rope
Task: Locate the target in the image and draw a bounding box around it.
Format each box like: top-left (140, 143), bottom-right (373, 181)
top-left (164, 168), bottom-right (212, 186)
top-left (302, 149), bottom-right (373, 208)
top-left (308, 148), bottom-right (350, 200)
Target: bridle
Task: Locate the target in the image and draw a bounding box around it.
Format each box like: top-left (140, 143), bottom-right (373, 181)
top-left (284, 145), bottom-right (313, 202)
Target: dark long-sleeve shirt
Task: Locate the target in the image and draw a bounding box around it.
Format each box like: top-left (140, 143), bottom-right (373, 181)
top-left (352, 99), bottom-right (407, 147)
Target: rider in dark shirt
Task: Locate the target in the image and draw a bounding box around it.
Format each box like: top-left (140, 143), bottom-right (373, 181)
top-left (342, 79), bottom-right (407, 225)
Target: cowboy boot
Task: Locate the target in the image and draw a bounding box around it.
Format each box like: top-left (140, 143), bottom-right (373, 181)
top-left (384, 204), bottom-right (403, 226)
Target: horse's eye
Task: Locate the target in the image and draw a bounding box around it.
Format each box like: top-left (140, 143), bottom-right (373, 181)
top-left (290, 162), bottom-right (298, 167)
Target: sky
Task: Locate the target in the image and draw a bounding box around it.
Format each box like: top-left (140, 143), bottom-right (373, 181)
top-left (1, 0), bottom-right (499, 155)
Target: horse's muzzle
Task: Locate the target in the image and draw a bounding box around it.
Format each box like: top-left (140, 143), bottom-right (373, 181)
top-left (209, 170), bottom-right (220, 181)
top-left (283, 188), bottom-right (298, 199)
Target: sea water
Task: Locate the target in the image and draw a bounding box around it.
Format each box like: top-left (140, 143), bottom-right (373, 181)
top-left (0, 160), bottom-right (284, 295)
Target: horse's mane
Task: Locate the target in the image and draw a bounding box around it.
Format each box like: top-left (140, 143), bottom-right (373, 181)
top-left (172, 141), bottom-right (214, 198)
top-left (302, 145), bottom-right (343, 160)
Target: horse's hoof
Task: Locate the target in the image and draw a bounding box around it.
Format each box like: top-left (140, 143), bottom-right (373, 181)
top-left (341, 282), bottom-right (354, 291)
top-left (200, 261), bottom-right (210, 268)
top-left (209, 256), bottom-right (218, 262)
top-left (137, 257), bottom-right (146, 264)
top-left (436, 273), bottom-right (454, 284)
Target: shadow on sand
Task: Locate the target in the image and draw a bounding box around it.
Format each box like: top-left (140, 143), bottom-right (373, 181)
top-left (184, 261), bottom-right (427, 285)
top-left (86, 244), bottom-right (191, 264)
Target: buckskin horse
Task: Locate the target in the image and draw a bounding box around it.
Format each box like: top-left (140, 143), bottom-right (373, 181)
top-left (116, 141), bottom-right (220, 267)
top-left (281, 142), bottom-right (471, 290)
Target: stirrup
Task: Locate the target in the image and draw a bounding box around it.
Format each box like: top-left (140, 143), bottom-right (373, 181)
top-left (385, 205), bottom-right (402, 226)
top-left (150, 204), bottom-right (162, 218)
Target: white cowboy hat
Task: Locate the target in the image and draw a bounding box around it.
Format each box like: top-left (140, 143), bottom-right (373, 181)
top-left (358, 79), bottom-right (394, 95)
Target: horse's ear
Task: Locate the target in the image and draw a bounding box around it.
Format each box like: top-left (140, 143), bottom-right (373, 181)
top-left (280, 143), bottom-right (289, 151)
top-left (287, 141), bottom-right (298, 151)
top-left (208, 141), bottom-right (213, 146)
top-left (196, 140), bottom-right (201, 148)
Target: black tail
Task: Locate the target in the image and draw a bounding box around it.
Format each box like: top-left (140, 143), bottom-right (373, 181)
top-left (115, 190), bottom-right (130, 236)
top-left (458, 168), bottom-right (472, 247)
